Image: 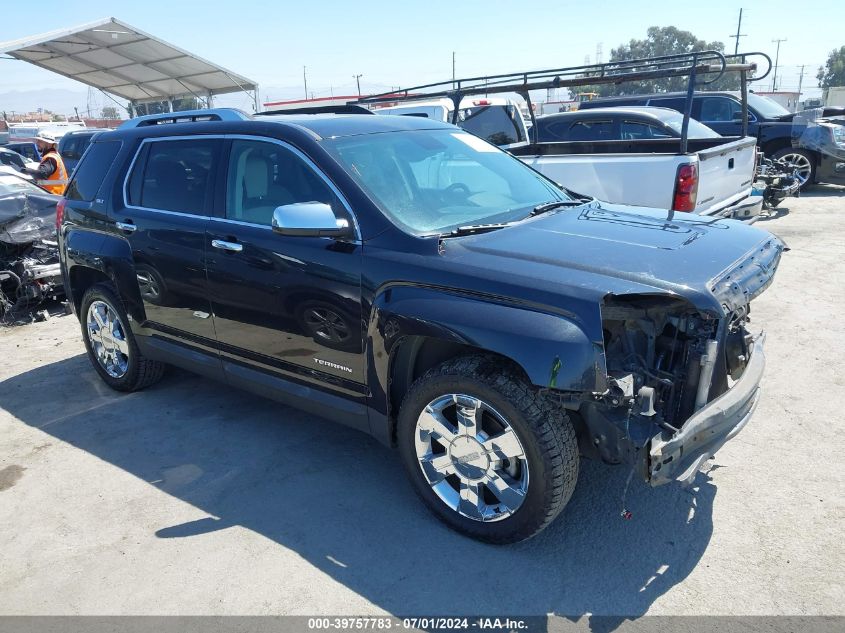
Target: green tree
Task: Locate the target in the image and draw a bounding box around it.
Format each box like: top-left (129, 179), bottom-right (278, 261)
top-left (580, 26), bottom-right (741, 96)
top-left (817, 46), bottom-right (845, 88)
top-left (100, 106), bottom-right (120, 119)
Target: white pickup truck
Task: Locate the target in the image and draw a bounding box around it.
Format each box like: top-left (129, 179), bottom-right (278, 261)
top-left (372, 98), bottom-right (760, 219)
top-left (515, 106), bottom-right (760, 218)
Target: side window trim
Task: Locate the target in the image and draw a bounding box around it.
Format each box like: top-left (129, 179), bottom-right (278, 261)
top-left (221, 134), bottom-right (361, 240)
top-left (122, 134), bottom-right (225, 217)
top-left (120, 133), bottom-right (361, 240)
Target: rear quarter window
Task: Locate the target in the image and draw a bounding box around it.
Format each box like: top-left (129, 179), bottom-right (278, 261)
top-left (65, 140), bottom-right (122, 201)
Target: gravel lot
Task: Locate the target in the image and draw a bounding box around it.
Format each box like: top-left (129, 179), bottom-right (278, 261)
top-left (1, 189), bottom-right (843, 617)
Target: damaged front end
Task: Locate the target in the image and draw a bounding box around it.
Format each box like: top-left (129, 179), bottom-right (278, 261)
top-left (0, 181), bottom-right (63, 319)
top-left (571, 240), bottom-right (782, 486)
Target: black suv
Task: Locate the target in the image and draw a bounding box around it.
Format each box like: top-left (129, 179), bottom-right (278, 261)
top-left (59, 108), bottom-right (783, 543)
top-left (579, 90), bottom-right (845, 188)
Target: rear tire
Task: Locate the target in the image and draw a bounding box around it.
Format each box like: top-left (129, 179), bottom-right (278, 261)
top-left (80, 283), bottom-right (165, 392)
top-left (397, 355), bottom-right (579, 544)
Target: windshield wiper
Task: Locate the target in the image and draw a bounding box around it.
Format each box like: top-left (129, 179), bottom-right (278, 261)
top-left (446, 223), bottom-right (513, 237)
top-left (530, 198), bottom-right (593, 216)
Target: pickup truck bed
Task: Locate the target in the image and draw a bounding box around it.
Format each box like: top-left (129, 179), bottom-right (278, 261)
top-left (511, 136), bottom-right (759, 218)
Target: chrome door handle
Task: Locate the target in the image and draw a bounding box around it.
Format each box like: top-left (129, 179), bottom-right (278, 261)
top-left (115, 221), bottom-right (136, 233)
top-left (211, 239), bottom-right (243, 252)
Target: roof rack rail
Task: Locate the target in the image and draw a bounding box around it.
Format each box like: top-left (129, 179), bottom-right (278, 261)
top-left (357, 51), bottom-right (770, 108)
top-left (256, 104), bottom-right (374, 116)
top-left (355, 50), bottom-right (771, 154)
top-left (119, 108), bottom-right (252, 129)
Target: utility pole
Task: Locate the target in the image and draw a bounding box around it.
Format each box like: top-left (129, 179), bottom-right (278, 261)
top-left (771, 38), bottom-right (786, 91)
top-left (353, 74), bottom-right (362, 97)
top-left (303, 66), bottom-right (308, 100)
top-left (797, 64), bottom-right (806, 97)
top-left (452, 51), bottom-right (456, 88)
top-left (730, 8), bottom-right (747, 55)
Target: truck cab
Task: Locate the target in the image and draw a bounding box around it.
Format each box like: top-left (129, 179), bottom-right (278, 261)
top-left (372, 96), bottom-right (530, 149)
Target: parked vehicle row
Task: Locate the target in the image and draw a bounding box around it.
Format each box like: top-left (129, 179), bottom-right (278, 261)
top-left (58, 106), bottom-right (783, 543)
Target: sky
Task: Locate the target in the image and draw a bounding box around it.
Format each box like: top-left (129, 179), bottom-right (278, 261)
top-left (1, 0), bottom-right (843, 116)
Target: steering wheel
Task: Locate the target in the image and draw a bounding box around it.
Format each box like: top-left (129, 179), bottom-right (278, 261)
top-left (444, 182), bottom-right (471, 200)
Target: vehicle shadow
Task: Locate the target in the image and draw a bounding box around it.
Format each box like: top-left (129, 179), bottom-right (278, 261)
top-left (1, 355), bottom-right (717, 626)
top-left (754, 206), bottom-right (791, 223)
top-left (801, 183), bottom-right (845, 197)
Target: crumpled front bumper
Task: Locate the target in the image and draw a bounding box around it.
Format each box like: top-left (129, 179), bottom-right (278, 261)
top-left (648, 333), bottom-right (766, 486)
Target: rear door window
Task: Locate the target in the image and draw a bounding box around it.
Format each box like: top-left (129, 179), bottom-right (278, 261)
top-left (64, 141), bottom-right (122, 201)
top-left (126, 139), bottom-right (221, 215)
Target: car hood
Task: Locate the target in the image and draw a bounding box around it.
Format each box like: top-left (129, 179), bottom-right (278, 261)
top-left (776, 107), bottom-right (845, 122)
top-left (443, 202), bottom-right (784, 316)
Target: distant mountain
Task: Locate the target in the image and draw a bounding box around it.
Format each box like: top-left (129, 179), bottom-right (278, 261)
top-left (0, 81), bottom-right (400, 118)
top-left (0, 88), bottom-right (95, 118)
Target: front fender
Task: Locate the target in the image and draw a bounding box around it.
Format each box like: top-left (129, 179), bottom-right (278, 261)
top-left (366, 284), bottom-right (607, 428)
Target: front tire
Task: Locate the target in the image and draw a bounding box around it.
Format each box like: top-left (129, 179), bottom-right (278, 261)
top-left (397, 355), bottom-right (579, 544)
top-left (771, 148), bottom-right (815, 190)
top-left (80, 283), bottom-right (165, 392)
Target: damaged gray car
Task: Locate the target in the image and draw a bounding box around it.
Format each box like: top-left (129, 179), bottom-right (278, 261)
top-left (0, 174), bottom-right (63, 319)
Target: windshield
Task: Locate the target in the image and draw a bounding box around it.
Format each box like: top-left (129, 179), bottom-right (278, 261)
top-left (657, 110), bottom-right (721, 138)
top-left (747, 93), bottom-right (791, 118)
top-left (324, 129), bottom-right (569, 236)
top-left (0, 174), bottom-right (44, 197)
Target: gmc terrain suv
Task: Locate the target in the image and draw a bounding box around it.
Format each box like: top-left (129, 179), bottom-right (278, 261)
top-left (59, 108), bottom-right (784, 543)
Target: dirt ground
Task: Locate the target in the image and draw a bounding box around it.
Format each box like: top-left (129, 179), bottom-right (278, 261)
top-left (1, 189), bottom-right (843, 618)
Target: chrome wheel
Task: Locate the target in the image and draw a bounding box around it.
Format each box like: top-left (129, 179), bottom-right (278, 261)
top-left (136, 269), bottom-right (161, 302)
top-left (779, 152), bottom-right (813, 184)
top-left (304, 306), bottom-right (350, 343)
top-left (86, 300), bottom-right (130, 378)
top-left (414, 394), bottom-right (529, 522)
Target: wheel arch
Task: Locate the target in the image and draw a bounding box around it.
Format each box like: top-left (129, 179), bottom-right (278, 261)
top-left (365, 284), bottom-right (606, 446)
top-left (63, 229), bottom-right (145, 322)
top-left (761, 138), bottom-right (819, 166)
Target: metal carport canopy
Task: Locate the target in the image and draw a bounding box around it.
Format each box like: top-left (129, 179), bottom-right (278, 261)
top-left (0, 17), bottom-right (259, 108)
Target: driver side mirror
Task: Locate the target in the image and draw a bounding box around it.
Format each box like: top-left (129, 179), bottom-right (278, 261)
top-left (271, 202), bottom-right (352, 238)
